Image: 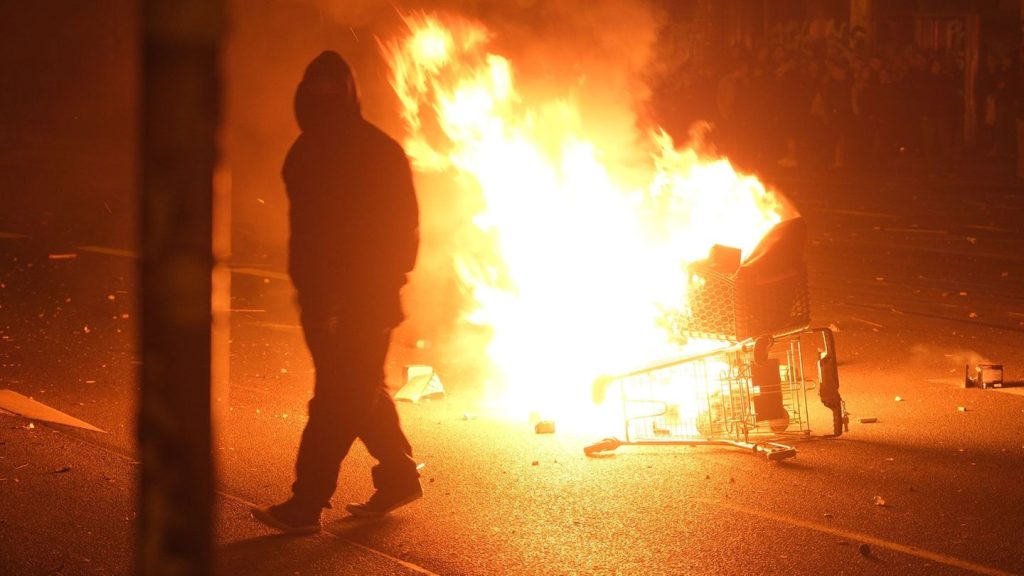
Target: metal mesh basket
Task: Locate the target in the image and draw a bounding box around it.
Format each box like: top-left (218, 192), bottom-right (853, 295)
top-left (676, 264), bottom-right (810, 342)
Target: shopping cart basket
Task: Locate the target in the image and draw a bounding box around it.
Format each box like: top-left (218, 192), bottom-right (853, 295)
top-left (585, 327), bottom-right (845, 461)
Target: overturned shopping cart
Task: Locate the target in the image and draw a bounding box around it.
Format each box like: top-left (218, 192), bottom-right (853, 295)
top-left (584, 218), bottom-right (847, 461)
top-left (586, 327), bottom-right (844, 461)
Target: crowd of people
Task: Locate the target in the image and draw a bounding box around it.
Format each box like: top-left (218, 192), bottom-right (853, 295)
top-left (653, 37), bottom-right (1023, 174)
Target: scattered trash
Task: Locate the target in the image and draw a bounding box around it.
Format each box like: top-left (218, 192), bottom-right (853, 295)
top-left (47, 253), bottom-right (78, 260)
top-left (531, 460), bottom-right (539, 466)
top-left (968, 312), bottom-right (978, 319)
top-left (828, 322), bottom-right (841, 333)
top-left (964, 364), bottom-right (1004, 389)
top-left (53, 466), bottom-right (72, 474)
top-left (873, 496), bottom-right (886, 507)
top-left (894, 396), bottom-right (903, 402)
top-left (461, 412), bottom-right (476, 421)
top-left (859, 543), bottom-right (872, 556)
top-left (534, 420), bottom-right (556, 434)
top-left (957, 406), bottom-right (968, 412)
top-left (395, 365), bottom-right (445, 403)
top-left (14, 463), bottom-right (28, 470)
top-left (0, 390), bottom-right (106, 433)
top-left (858, 417), bottom-right (878, 424)
top-left (823, 512), bottom-right (834, 519)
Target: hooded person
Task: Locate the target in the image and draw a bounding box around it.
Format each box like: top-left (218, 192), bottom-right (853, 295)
top-left (251, 51), bottom-right (422, 534)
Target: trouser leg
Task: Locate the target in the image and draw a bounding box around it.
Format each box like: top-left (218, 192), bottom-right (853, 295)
top-left (360, 386), bottom-right (419, 492)
top-left (290, 318), bottom-right (385, 509)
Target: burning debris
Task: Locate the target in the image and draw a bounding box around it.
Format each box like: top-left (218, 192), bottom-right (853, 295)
top-left (375, 11), bottom-right (848, 458)
top-left (382, 12), bottom-right (796, 428)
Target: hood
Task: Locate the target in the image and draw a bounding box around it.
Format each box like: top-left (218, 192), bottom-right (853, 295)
top-left (294, 51), bottom-right (361, 133)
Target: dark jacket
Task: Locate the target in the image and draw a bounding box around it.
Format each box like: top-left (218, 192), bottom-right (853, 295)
top-left (284, 51), bottom-right (419, 327)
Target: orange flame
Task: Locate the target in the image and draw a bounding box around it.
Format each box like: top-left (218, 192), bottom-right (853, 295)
top-left (382, 12), bottom-right (785, 430)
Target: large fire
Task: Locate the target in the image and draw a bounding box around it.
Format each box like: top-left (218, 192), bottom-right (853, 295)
top-left (381, 12), bottom-right (786, 431)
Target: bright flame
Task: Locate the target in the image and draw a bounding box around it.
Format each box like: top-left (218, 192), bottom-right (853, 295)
top-left (382, 13), bottom-right (785, 431)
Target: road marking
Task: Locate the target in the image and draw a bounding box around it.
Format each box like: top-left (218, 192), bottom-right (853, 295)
top-left (76, 245), bottom-right (139, 259)
top-left (961, 224), bottom-right (1011, 233)
top-left (701, 498), bottom-right (1016, 576)
top-left (28, 421), bottom-right (439, 576)
top-left (816, 208), bottom-right (899, 220)
top-left (14, 240), bottom-right (290, 282)
top-left (882, 227), bottom-right (948, 235)
top-left (230, 266), bottom-right (289, 280)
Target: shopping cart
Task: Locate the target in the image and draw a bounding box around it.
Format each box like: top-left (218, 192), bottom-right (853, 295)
top-left (584, 218), bottom-right (847, 460)
top-left (585, 327), bottom-right (844, 461)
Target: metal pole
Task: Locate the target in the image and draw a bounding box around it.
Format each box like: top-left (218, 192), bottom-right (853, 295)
top-left (138, 0), bottom-right (224, 574)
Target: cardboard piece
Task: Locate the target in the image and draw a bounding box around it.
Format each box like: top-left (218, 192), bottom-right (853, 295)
top-left (394, 365), bottom-right (445, 403)
top-left (0, 389), bottom-right (106, 433)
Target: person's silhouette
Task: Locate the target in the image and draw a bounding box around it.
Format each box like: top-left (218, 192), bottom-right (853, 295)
top-left (252, 51), bottom-right (422, 534)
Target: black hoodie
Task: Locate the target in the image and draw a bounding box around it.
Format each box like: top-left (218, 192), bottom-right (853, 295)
top-left (283, 51), bottom-right (419, 327)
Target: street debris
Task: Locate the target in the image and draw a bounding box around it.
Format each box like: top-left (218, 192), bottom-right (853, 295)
top-left (0, 389), bottom-right (106, 433)
top-left (47, 253), bottom-right (78, 260)
top-left (873, 496), bottom-right (886, 507)
top-left (534, 420), bottom-right (556, 434)
top-left (964, 364), bottom-right (1004, 389)
top-left (957, 406), bottom-right (968, 412)
top-left (531, 460), bottom-right (539, 466)
top-left (894, 396), bottom-right (903, 402)
top-left (858, 543), bottom-right (872, 556)
top-left (461, 412), bottom-right (476, 421)
top-left (53, 466), bottom-right (72, 474)
top-left (395, 365), bottom-right (445, 403)
top-left (857, 417), bottom-right (878, 424)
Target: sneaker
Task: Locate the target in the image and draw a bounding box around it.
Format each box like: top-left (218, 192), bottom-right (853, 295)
top-left (345, 484), bottom-right (422, 518)
top-left (250, 499), bottom-right (321, 535)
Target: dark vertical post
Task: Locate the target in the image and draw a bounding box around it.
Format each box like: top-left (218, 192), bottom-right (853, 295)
top-left (138, 1), bottom-right (224, 574)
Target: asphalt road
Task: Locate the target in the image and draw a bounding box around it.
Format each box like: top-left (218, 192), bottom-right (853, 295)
top-left (1, 162), bottom-right (1023, 575)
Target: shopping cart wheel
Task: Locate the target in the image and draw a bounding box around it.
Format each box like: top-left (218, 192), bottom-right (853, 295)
top-left (768, 414), bottom-right (790, 432)
top-left (584, 437), bottom-right (622, 456)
